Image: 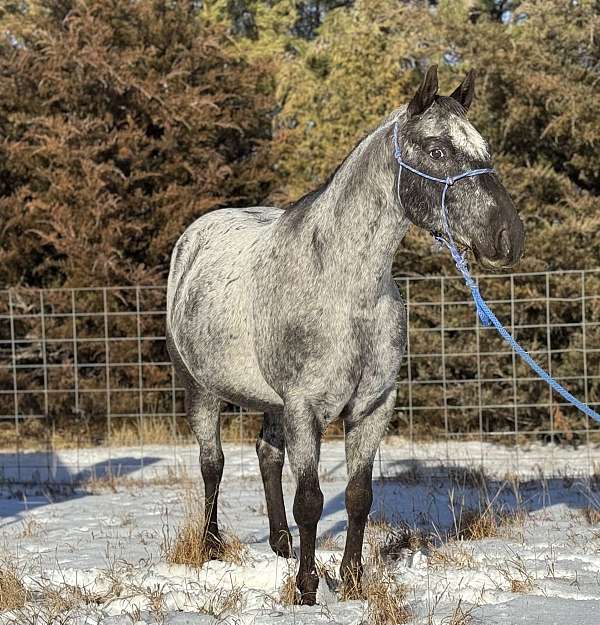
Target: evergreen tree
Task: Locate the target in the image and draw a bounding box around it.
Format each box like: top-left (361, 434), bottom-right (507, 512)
top-left (0, 0), bottom-right (276, 286)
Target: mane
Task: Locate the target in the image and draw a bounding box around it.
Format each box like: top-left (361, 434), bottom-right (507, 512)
top-left (282, 131), bottom-right (371, 213)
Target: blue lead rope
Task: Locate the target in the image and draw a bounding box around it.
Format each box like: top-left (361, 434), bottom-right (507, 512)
top-left (392, 122), bottom-right (600, 423)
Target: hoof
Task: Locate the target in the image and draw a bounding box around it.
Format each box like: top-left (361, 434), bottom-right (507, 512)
top-left (270, 531), bottom-right (294, 559)
top-left (296, 572), bottom-right (319, 605)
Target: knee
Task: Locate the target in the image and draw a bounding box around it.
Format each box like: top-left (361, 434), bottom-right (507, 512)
top-left (293, 476), bottom-right (323, 528)
top-left (345, 470), bottom-right (373, 523)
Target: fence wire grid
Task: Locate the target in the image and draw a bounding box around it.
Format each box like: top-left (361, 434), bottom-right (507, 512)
top-left (0, 268), bottom-right (599, 483)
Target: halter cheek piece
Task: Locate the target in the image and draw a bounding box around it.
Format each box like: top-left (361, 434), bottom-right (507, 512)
top-left (391, 121), bottom-right (600, 423)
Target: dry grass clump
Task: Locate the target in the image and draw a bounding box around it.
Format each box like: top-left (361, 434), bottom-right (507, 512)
top-left (429, 544), bottom-right (478, 571)
top-left (497, 553), bottom-right (536, 595)
top-left (18, 517), bottom-right (42, 539)
top-left (165, 518), bottom-right (247, 568)
top-left (583, 506), bottom-right (600, 525)
top-left (0, 569), bottom-right (28, 611)
top-left (453, 505), bottom-right (526, 542)
top-left (367, 519), bottom-right (428, 560)
top-left (362, 541), bottom-right (411, 625)
top-left (163, 486), bottom-right (248, 568)
top-left (40, 583), bottom-right (106, 614)
top-left (454, 507), bottom-right (499, 541)
top-left (108, 417), bottom-right (182, 447)
top-left (380, 525), bottom-right (428, 561)
top-left (200, 587), bottom-right (246, 618)
top-left (337, 531), bottom-right (411, 623)
top-left (278, 570), bottom-right (298, 606)
top-left (317, 533), bottom-right (343, 550)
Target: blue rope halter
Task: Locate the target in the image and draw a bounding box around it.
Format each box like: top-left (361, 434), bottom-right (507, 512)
top-left (392, 121), bottom-right (600, 423)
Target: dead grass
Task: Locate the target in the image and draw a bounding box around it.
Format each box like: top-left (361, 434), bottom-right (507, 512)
top-left (362, 537), bottom-right (411, 625)
top-left (40, 583), bottom-right (107, 614)
top-left (442, 598), bottom-right (476, 625)
top-left (583, 506), bottom-right (600, 525)
top-left (367, 519), bottom-right (429, 559)
top-left (454, 507), bottom-right (499, 540)
top-left (496, 552), bottom-right (536, 594)
top-left (199, 587), bottom-right (246, 618)
top-left (163, 486), bottom-right (248, 568)
top-left (18, 517), bottom-right (42, 539)
top-left (83, 465), bottom-right (194, 492)
top-left (108, 417), bottom-right (183, 447)
top-left (335, 528), bottom-right (411, 623)
top-left (429, 543), bottom-right (478, 570)
top-left (278, 569), bottom-right (298, 606)
top-left (317, 533), bottom-right (343, 551)
top-left (452, 504), bottom-right (526, 542)
top-left (0, 416), bottom-right (196, 452)
top-left (0, 568), bottom-right (28, 611)
top-left (165, 518), bottom-right (247, 568)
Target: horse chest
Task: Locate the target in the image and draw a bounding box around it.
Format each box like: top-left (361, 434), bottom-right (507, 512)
top-left (256, 292), bottom-right (405, 416)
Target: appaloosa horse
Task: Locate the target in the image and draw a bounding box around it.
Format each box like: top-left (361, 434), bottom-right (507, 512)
top-left (166, 65), bottom-right (524, 604)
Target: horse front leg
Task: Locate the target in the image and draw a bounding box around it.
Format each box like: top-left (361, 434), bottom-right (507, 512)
top-left (284, 400), bottom-right (324, 605)
top-left (341, 388), bottom-right (396, 597)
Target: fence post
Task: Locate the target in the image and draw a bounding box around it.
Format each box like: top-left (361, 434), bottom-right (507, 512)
top-left (405, 278), bottom-right (414, 460)
top-left (440, 277), bottom-right (449, 463)
top-left (103, 287), bottom-right (112, 475)
top-left (136, 286), bottom-right (144, 481)
top-left (40, 290), bottom-right (51, 479)
top-left (581, 271), bottom-right (591, 473)
top-left (8, 290), bottom-right (21, 481)
top-left (475, 275), bottom-right (484, 467)
top-left (510, 274), bottom-right (519, 472)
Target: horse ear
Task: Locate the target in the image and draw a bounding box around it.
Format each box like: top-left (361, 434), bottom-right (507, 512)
top-left (450, 69), bottom-right (476, 112)
top-left (407, 65), bottom-right (439, 118)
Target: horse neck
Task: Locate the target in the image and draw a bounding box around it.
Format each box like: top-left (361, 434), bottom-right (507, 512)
top-left (304, 121), bottom-right (410, 284)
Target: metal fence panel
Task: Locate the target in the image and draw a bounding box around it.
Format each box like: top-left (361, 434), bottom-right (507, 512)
top-left (0, 269), bottom-right (598, 482)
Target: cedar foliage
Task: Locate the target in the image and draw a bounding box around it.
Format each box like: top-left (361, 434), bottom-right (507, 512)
top-left (0, 0), bottom-right (275, 287)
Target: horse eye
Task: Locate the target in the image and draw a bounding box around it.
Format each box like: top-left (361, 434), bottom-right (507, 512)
top-left (429, 148), bottom-right (445, 160)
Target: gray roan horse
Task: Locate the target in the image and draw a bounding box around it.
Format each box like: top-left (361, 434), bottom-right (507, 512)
top-left (166, 65), bottom-right (525, 604)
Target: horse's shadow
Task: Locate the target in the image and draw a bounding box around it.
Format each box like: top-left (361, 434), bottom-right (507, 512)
top-left (316, 458), bottom-right (596, 542)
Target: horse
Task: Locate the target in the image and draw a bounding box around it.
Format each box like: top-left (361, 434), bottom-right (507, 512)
top-left (166, 65), bottom-right (525, 604)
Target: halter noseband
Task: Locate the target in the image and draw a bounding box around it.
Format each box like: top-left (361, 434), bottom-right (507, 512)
top-left (392, 121), bottom-right (495, 326)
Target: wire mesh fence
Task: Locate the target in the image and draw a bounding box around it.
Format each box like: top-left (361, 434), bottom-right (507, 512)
top-left (0, 268), bottom-right (599, 483)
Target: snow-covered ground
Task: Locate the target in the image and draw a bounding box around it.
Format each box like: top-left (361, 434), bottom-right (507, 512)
top-left (0, 440), bottom-right (599, 624)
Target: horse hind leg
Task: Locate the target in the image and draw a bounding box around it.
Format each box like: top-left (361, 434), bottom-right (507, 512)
top-left (256, 411), bottom-right (293, 558)
top-left (186, 383), bottom-right (224, 558)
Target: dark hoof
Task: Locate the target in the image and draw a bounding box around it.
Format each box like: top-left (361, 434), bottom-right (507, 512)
top-left (270, 531), bottom-right (294, 559)
top-left (296, 572), bottom-right (319, 605)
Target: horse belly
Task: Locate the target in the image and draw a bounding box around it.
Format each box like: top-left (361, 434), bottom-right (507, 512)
top-left (167, 208), bottom-right (284, 411)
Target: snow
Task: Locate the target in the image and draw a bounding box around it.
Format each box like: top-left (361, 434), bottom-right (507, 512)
top-left (0, 440), bottom-right (599, 624)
